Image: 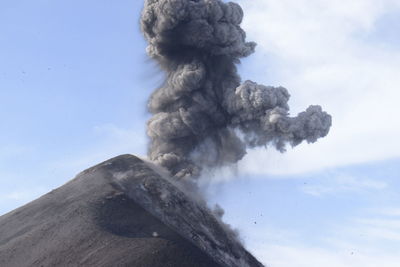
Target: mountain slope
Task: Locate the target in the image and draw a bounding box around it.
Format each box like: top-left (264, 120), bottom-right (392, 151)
top-left (0, 155), bottom-right (263, 267)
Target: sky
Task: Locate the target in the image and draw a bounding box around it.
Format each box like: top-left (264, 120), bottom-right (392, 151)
top-left (1, 0), bottom-right (400, 266)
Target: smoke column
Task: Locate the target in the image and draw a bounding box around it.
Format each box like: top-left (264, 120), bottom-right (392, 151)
top-left (141, 0), bottom-right (332, 180)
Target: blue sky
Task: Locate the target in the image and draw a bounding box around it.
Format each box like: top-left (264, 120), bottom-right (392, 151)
top-left (1, 0), bottom-right (400, 266)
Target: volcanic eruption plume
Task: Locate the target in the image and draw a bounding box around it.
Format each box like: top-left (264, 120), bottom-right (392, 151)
top-left (141, 0), bottom-right (332, 180)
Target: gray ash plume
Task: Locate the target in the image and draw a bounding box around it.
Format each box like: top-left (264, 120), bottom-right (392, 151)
top-left (141, 0), bottom-right (332, 180)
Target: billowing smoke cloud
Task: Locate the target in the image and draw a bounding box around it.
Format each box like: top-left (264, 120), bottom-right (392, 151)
top-left (141, 0), bottom-right (332, 180)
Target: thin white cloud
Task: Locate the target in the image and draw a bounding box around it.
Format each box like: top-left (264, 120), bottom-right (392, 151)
top-left (300, 173), bottom-right (387, 197)
top-left (234, 0), bottom-right (400, 175)
top-left (252, 243), bottom-right (400, 267)
top-left (0, 144), bottom-right (34, 161)
top-left (0, 187), bottom-right (48, 214)
top-left (240, 207), bottom-right (400, 267)
top-left (47, 124), bottom-right (147, 177)
top-left (352, 218), bottom-right (400, 241)
top-left (0, 124), bottom-right (147, 215)
top-left (377, 208), bottom-right (400, 217)
top-left (0, 188), bottom-right (46, 201)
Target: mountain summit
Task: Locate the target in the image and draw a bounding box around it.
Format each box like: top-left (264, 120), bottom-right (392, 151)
top-left (0, 155), bottom-right (263, 267)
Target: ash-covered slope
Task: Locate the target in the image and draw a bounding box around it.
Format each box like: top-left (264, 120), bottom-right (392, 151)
top-left (0, 155), bottom-right (263, 267)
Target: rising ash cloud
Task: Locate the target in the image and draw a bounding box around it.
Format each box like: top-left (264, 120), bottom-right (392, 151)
top-left (141, 0), bottom-right (331, 180)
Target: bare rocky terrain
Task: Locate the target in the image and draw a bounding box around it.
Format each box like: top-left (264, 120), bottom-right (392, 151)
top-left (0, 155), bottom-right (263, 267)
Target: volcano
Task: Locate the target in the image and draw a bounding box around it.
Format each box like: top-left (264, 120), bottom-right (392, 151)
top-left (0, 155), bottom-right (263, 267)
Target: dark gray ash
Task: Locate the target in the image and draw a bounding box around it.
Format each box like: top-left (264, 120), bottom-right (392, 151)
top-left (141, 0), bottom-right (332, 179)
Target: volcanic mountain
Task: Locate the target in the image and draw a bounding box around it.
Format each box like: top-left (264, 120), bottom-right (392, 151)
top-left (0, 154), bottom-right (264, 267)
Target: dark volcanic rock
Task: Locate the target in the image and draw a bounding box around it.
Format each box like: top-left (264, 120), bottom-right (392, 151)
top-left (0, 155), bottom-right (264, 267)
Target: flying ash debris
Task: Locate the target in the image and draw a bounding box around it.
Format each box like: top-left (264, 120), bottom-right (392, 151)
top-left (141, 0), bottom-right (332, 179)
